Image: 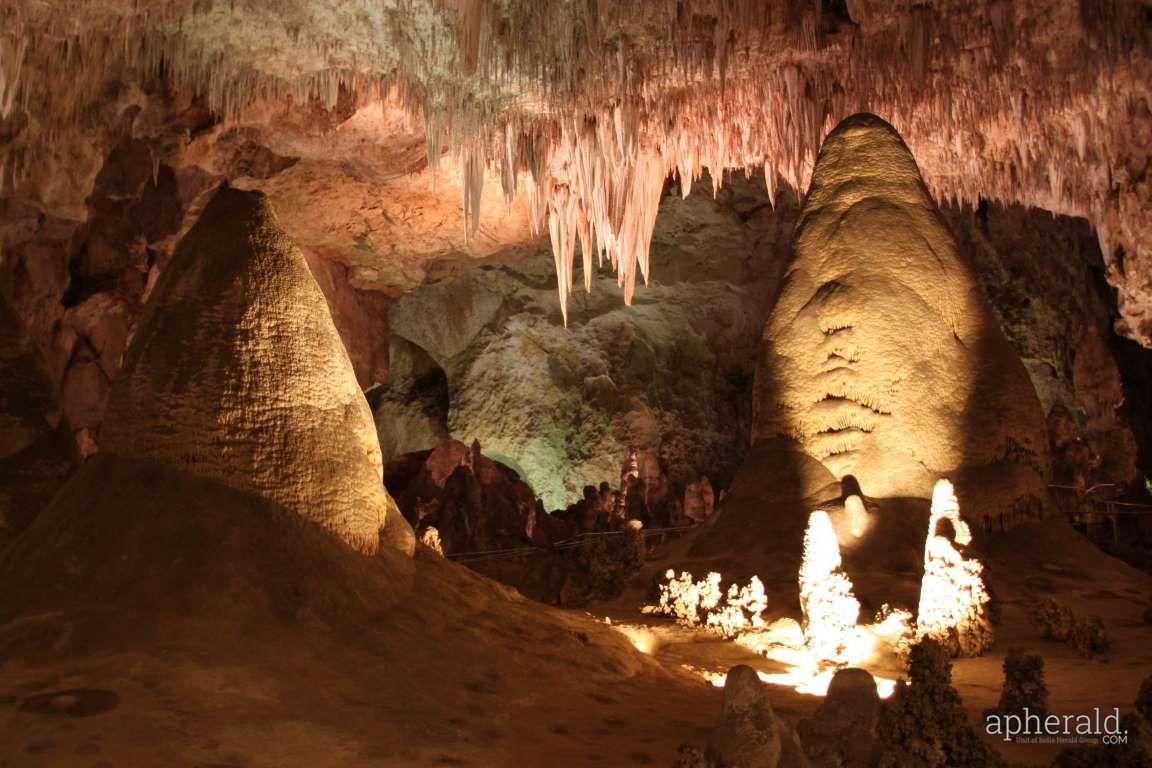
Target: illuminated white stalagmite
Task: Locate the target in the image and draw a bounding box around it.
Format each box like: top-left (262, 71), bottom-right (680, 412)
top-left (844, 493), bottom-right (869, 539)
top-left (642, 570), bottom-right (767, 638)
top-left (915, 479), bottom-right (993, 657)
top-left (799, 510), bottom-right (861, 663)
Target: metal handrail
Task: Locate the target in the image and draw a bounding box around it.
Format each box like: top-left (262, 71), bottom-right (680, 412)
top-left (445, 524), bottom-right (695, 562)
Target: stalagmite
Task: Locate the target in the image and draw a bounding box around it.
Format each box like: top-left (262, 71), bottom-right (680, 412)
top-left (0, 31), bottom-right (27, 119)
top-left (101, 187), bottom-right (407, 555)
top-left (915, 479), bottom-right (993, 657)
top-left (753, 113), bottom-right (1049, 507)
top-left (799, 510), bottom-right (861, 664)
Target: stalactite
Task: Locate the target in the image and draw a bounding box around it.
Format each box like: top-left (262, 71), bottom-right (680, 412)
top-left (461, 142), bottom-right (486, 238)
top-left (1, 0), bottom-right (1148, 339)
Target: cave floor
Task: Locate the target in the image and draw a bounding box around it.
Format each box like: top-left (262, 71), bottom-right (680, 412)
top-left (0, 457), bottom-right (722, 768)
top-left (2, 459), bottom-right (1150, 767)
top-left (590, 515), bottom-right (1152, 766)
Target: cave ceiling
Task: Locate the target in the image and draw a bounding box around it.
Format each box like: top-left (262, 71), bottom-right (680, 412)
top-left (1, 0), bottom-right (1149, 339)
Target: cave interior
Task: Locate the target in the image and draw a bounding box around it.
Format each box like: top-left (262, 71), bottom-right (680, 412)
top-left (1, 2), bottom-right (1152, 767)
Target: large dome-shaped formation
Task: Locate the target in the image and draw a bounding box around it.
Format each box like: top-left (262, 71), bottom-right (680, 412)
top-left (100, 186), bottom-right (399, 554)
top-left (753, 114), bottom-right (1049, 513)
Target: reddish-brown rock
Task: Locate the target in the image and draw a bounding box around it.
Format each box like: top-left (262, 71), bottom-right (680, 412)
top-left (0, 295), bottom-right (76, 545)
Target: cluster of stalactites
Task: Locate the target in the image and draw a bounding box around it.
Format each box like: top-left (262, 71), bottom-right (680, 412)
top-left (443, 1), bottom-right (1148, 333)
top-left (2, 1), bottom-right (1149, 339)
top-left (915, 479), bottom-right (994, 657)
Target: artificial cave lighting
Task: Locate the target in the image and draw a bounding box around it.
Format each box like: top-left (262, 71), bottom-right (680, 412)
top-left (751, 667), bottom-right (898, 700)
top-left (633, 484), bottom-right (1004, 702)
top-left (915, 479), bottom-right (995, 657)
top-left (683, 653), bottom-right (899, 701)
top-left (641, 539), bottom-right (910, 702)
top-left (604, 621), bottom-right (663, 656)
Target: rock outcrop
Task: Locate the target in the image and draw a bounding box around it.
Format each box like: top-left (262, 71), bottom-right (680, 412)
top-left (100, 186), bottom-right (402, 554)
top-left (798, 667), bottom-right (882, 768)
top-left (944, 200), bottom-right (1150, 493)
top-left (383, 438), bottom-right (548, 556)
top-left (371, 336), bottom-right (451, 461)
top-left (1071, 326), bottom-right (1140, 487)
top-left (706, 665), bottom-right (782, 768)
top-left (0, 295), bottom-right (75, 546)
top-left (754, 113), bottom-right (1049, 518)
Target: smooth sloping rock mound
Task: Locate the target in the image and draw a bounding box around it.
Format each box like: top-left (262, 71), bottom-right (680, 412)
top-left (753, 113), bottom-right (1049, 513)
top-left (0, 455), bottom-right (409, 627)
top-left (0, 455), bottom-right (717, 766)
top-left (100, 187), bottom-right (395, 554)
top-left (0, 296), bottom-right (76, 545)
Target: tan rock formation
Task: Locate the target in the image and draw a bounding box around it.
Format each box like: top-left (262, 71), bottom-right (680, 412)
top-left (101, 186), bottom-right (399, 554)
top-left (754, 113), bottom-right (1049, 509)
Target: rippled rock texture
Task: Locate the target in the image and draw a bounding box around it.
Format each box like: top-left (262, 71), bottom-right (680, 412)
top-left (754, 114), bottom-right (1048, 518)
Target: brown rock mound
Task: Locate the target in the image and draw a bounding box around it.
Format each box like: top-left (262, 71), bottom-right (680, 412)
top-left (706, 665), bottom-right (782, 768)
top-left (0, 454), bottom-right (715, 766)
top-left (100, 186), bottom-right (396, 554)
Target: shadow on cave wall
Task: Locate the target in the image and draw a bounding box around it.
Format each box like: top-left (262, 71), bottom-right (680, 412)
top-left (946, 199), bottom-right (1152, 521)
top-left (685, 315), bottom-right (814, 613)
top-left (369, 335), bottom-right (450, 462)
